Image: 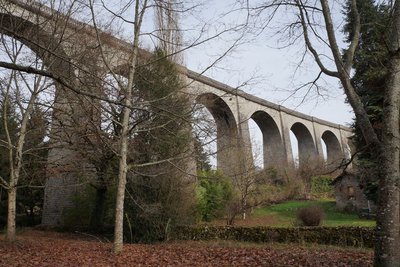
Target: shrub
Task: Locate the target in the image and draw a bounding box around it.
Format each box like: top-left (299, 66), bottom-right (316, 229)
top-left (284, 178), bottom-right (306, 200)
top-left (296, 205), bottom-right (325, 226)
top-left (124, 171), bottom-right (197, 243)
top-left (311, 176), bottom-right (334, 199)
top-left (63, 186), bottom-right (96, 230)
top-left (62, 185), bottom-right (116, 232)
top-left (196, 170), bottom-right (233, 222)
top-left (174, 225), bottom-right (375, 248)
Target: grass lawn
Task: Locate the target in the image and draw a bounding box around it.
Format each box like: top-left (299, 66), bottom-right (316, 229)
top-left (251, 200), bottom-right (376, 228)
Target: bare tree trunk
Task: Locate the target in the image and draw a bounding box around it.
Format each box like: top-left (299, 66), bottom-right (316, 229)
top-left (113, 46), bottom-right (136, 253)
top-left (6, 186), bottom-right (16, 242)
top-left (374, 1), bottom-right (400, 265)
top-left (296, 1), bottom-right (400, 264)
top-left (5, 93), bottom-right (38, 241)
top-left (2, 62), bottom-right (42, 241)
top-left (113, 0), bottom-right (148, 254)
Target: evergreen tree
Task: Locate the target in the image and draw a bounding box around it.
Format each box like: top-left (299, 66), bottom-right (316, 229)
top-left (193, 135), bottom-right (212, 171)
top-left (64, 49), bottom-right (195, 240)
top-left (124, 49), bottom-right (195, 242)
top-left (343, 0), bottom-right (390, 203)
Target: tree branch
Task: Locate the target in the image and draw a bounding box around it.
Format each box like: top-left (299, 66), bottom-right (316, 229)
top-left (296, 0), bottom-right (339, 77)
top-left (343, 0), bottom-right (360, 74)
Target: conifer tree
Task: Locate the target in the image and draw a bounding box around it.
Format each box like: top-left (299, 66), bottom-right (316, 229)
top-left (343, 0), bottom-right (390, 202)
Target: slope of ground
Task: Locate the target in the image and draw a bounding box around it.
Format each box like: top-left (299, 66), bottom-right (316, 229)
top-left (0, 230), bottom-right (373, 266)
top-left (207, 200), bottom-right (376, 227)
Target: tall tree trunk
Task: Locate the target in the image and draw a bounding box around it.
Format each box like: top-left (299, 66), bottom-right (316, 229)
top-left (374, 56), bottom-right (400, 267)
top-left (374, 2), bottom-right (400, 264)
top-left (6, 186), bottom-right (16, 242)
top-left (113, 52), bottom-right (135, 253)
top-left (113, 36), bottom-right (135, 255)
top-left (113, 0), bottom-right (148, 253)
top-left (3, 71), bottom-right (40, 242)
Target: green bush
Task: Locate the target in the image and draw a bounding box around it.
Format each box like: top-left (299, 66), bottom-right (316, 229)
top-left (174, 225), bottom-right (375, 248)
top-left (196, 170), bottom-right (233, 222)
top-left (311, 176), bottom-right (334, 199)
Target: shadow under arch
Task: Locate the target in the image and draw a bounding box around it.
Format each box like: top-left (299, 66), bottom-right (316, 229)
top-left (196, 93), bottom-right (238, 175)
top-left (290, 122), bottom-right (317, 167)
top-left (0, 13), bottom-right (75, 79)
top-left (0, 12), bottom-right (86, 127)
top-left (251, 111), bottom-right (286, 168)
top-left (321, 130), bottom-right (343, 166)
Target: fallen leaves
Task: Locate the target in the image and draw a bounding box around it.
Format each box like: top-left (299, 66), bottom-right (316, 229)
top-left (0, 230), bottom-right (373, 266)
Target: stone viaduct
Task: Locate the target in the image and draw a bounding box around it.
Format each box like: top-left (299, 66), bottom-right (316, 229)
top-left (0, 0), bottom-right (352, 225)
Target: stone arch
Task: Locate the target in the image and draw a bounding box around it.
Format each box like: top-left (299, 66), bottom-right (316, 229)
top-left (0, 13), bottom-right (75, 78)
top-left (196, 93), bottom-right (238, 175)
top-left (321, 130), bottom-right (342, 165)
top-left (290, 122), bottom-right (317, 167)
top-left (0, 12), bottom-right (85, 129)
top-left (250, 111), bottom-right (285, 168)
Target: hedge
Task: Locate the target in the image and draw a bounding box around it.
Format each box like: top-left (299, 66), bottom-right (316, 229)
top-left (174, 225), bottom-right (375, 248)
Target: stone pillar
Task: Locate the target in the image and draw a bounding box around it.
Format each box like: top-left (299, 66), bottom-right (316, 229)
top-left (280, 112), bottom-right (295, 168)
top-left (42, 84), bottom-right (85, 226)
top-left (42, 70), bottom-right (100, 226)
top-left (237, 113), bottom-right (254, 170)
top-left (312, 119), bottom-right (325, 165)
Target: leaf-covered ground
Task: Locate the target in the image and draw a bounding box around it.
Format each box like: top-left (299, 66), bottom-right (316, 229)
top-left (0, 230), bottom-right (373, 266)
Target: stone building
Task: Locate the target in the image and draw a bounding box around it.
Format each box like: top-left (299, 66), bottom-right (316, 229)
top-left (331, 171), bottom-right (375, 214)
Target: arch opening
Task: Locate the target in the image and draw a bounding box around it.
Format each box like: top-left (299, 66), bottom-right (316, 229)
top-left (248, 119), bottom-right (263, 169)
top-left (321, 130), bottom-right (342, 166)
top-left (321, 139), bottom-right (328, 162)
top-left (192, 102), bottom-right (217, 170)
top-left (250, 111), bottom-right (285, 169)
top-left (289, 131), bottom-right (299, 168)
top-left (290, 122), bottom-right (317, 168)
top-left (195, 93), bottom-right (238, 175)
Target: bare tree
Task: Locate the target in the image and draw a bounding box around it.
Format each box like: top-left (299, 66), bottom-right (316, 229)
top-left (0, 36), bottom-right (54, 242)
top-left (243, 0), bottom-right (399, 265)
top-left (99, 0), bottom-right (147, 253)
